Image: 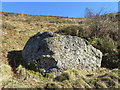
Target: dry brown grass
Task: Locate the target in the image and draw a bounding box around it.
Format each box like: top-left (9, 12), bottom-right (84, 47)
top-left (1, 12), bottom-right (119, 88)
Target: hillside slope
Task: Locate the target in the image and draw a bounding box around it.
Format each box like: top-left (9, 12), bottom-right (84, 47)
top-left (0, 12), bottom-right (119, 88)
top-left (2, 12), bottom-right (84, 61)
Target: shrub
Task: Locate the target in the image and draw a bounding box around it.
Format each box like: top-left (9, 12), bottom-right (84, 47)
top-left (88, 37), bottom-right (119, 69)
top-left (85, 8), bottom-right (119, 42)
top-left (102, 53), bottom-right (119, 69)
top-left (56, 25), bottom-right (91, 39)
top-left (89, 37), bottom-right (117, 53)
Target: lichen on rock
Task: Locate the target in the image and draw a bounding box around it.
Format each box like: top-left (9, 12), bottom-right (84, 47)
top-left (22, 32), bottom-right (103, 75)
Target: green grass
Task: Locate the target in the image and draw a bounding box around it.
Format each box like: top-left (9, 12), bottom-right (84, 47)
top-left (1, 63), bottom-right (119, 88)
top-left (1, 12), bottom-right (120, 88)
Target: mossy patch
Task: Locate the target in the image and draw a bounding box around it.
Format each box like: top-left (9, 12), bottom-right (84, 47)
top-left (16, 64), bottom-right (55, 80)
top-left (25, 63), bottom-right (55, 79)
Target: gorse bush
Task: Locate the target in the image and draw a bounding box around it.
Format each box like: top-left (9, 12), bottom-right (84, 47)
top-left (89, 32), bottom-right (119, 69)
top-left (84, 9), bottom-right (119, 69)
top-left (56, 25), bottom-right (91, 39)
top-left (89, 37), bottom-right (117, 53)
top-left (89, 38), bottom-right (119, 69)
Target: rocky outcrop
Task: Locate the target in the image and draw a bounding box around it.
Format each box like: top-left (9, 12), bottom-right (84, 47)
top-left (22, 32), bottom-right (102, 74)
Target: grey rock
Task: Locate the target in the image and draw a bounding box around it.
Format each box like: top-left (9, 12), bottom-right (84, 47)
top-left (22, 32), bottom-right (102, 75)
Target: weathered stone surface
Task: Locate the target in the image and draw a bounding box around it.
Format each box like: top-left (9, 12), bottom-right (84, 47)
top-left (22, 32), bottom-right (102, 74)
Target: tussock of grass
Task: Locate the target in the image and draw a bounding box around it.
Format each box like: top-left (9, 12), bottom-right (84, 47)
top-left (1, 12), bottom-right (119, 88)
top-left (1, 65), bottom-right (119, 88)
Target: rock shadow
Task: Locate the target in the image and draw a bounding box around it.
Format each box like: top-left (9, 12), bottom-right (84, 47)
top-left (7, 50), bottom-right (58, 74)
top-left (7, 50), bottom-right (25, 73)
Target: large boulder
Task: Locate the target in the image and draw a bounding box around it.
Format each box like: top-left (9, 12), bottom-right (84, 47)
top-left (22, 32), bottom-right (102, 74)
